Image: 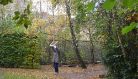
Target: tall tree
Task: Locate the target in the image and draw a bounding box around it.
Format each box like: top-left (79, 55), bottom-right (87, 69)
top-left (65, 0), bottom-right (87, 68)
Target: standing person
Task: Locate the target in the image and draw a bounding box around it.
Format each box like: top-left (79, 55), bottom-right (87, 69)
top-left (52, 45), bottom-right (60, 74)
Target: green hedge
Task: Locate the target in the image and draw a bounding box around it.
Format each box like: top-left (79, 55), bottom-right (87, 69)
top-left (0, 33), bottom-right (40, 68)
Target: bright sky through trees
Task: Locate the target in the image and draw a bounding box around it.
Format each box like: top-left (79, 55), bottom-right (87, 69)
top-left (32, 0), bottom-right (66, 15)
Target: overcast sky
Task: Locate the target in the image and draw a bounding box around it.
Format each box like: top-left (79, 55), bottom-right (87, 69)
top-left (32, 0), bottom-right (100, 17)
top-left (32, 0), bottom-right (66, 15)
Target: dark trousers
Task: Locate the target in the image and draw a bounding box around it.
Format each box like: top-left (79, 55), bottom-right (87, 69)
top-left (54, 63), bottom-right (58, 73)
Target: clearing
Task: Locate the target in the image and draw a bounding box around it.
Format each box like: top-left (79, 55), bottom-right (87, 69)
top-left (0, 64), bottom-right (107, 79)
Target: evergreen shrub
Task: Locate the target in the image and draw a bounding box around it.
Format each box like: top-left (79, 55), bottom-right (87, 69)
top-left (102, 39), bottom-right (137, 79)
top-left (0, 32), bottom-right (40, 68)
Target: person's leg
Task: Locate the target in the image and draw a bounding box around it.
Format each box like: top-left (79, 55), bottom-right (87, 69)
top-left (57, 63), bottom-right (58, 73)
top-left (54, 63), bottom-right (56, 72)
top-left (55, 63), bottom-right (58, 73)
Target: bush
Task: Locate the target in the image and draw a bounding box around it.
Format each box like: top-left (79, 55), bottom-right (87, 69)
top-left (83, 60), bottom-right (89, 64)
top-left (0, 32), bottom-right (40, 68)
top-left (70, 60), bottom-right (89, 64)
top-left (70, 60), bottom-right (79, 64)
top-left (102, 39), bottom-right (137, 79)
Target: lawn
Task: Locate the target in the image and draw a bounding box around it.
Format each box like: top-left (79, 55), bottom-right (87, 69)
top-left (0, 64), bottom-right (107, 79)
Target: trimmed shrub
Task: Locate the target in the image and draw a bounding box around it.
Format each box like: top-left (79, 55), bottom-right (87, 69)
top-left (0, 32), bottom-right (40, 68)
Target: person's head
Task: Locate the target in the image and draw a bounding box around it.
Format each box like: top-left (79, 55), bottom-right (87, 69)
top-left (53, 45), bottom-right (56, 48)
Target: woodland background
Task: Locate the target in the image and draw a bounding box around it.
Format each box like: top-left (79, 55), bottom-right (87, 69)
top-left (0, 0), bottom-right (138, 79)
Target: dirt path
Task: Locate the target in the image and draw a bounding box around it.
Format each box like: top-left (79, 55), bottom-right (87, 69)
top-left (59, 70), bottom-right (107, 79)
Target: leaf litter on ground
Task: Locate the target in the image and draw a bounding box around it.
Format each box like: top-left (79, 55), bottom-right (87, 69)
top-left (0, 64), bottom-right (107, 79)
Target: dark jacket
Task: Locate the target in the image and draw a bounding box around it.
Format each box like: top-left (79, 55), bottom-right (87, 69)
top-left (52, 47), bottom-right (60, 63)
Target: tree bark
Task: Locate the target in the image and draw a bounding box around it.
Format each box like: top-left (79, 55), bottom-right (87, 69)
top-left (112, 7), bottom-right (127, 62)
top-left (88, 28), bottom-right (94, 63)
top-left (117, 31), bottom-right (126, 62)
top-left (65, 0), bottom-right (87, 68)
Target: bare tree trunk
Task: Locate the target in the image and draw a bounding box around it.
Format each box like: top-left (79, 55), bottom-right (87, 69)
top-left (113, 7), bottom-right (127, 62)
top-left (88, 28), bottom-right (94, 63)
top-left (117, 31), bottom-right (126, 62)
top-left (52, 5), bottom-right (55, 42)
top-left (65, 0), bottom-right (87, 69)
top-left (40, 0), bottom-right (42, 30)
top-left (40, 0), bottom-right (41, 12)
top-left (1, 6), bottom-right (4, 33)
top-left (48, 43), bottom-right (51, 64)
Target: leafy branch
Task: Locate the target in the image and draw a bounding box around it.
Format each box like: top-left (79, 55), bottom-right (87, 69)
top-left (86, 0), bottom-right (138, 35)
top-left (0, 0), bottom-right (13, 5)
top-left (13, 5), bottom-right (31, 29)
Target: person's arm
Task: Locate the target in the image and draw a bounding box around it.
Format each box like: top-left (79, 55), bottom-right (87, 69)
top-left (56, 47), bottom-right (60, 56)
top-left (52, 47), bottom-right (56, 52)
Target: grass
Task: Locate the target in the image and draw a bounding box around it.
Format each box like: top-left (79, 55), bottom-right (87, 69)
top-left (0, 65), bottom-right (66, 79)
top-left (0, 73), bottom-right (39, 79)
top-left (0, 64), bottom-right (106, 79)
